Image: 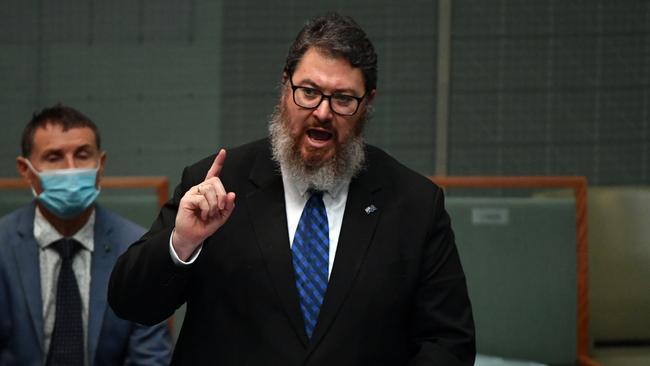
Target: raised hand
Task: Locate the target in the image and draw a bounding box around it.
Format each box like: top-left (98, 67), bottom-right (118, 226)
top-left (172, 149), bottom-right (236, 260)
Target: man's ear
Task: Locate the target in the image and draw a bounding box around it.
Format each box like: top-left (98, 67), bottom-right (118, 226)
top-left (96, 151), bottom-right (107, 186)
top-left (16, 156), bottom-right (40, 192)
top-left (366, 89), bottom-right (377, 105)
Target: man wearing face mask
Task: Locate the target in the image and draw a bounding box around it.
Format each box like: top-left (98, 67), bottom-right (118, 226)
top-left (0, 104), bottom-right (172, 366)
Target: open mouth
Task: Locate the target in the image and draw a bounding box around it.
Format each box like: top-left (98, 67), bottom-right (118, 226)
top-left (306, 128), bottom-right (333, 142)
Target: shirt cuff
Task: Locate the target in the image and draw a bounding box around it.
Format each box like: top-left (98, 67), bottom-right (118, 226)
top-left (169, 229), bottom-right (203, 266)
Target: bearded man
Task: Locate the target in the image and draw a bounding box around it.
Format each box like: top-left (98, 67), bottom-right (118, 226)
top-left (109, 12), bottom-right (475, 366)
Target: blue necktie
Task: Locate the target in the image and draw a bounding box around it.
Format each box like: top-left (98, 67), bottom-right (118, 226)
top-left (292, 191), bottom-right (329, 339)
top-left (47, 238), bottom-right (84, 366)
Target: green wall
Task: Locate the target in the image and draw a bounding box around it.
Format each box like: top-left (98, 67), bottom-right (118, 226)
top-left (1, 0), bottom-right (223, 192)
top-left (1, 0), bottom-right (649, 193)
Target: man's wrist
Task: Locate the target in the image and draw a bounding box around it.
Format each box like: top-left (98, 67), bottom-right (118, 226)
top-left (169, 229), bottom-right (202, 265)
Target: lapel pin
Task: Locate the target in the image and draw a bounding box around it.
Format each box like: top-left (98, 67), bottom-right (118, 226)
top-left (364, 205), bottom-right (377, 214)
top-left (105, 244), bottom-right (111, 253)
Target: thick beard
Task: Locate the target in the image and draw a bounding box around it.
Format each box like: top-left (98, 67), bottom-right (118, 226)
top-left (269, 101), bottom-right (366, 192)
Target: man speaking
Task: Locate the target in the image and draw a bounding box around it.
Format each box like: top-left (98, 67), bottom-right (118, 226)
top-left (109, 13), bottom-right (475, 366)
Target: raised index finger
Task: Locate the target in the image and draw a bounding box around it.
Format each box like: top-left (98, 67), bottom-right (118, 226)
top-left (205, 148), bottom-right (226, 180)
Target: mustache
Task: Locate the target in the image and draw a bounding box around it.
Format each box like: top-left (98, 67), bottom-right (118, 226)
top-left (268, 98), bottom-right (366, 192)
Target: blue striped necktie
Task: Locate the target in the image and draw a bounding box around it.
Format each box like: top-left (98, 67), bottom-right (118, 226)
top-left (292, 191), bottom-right (329, 339)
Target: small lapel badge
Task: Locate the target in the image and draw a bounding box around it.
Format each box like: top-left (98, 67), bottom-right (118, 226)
top-left (364, 204), bottom-right (377, 215)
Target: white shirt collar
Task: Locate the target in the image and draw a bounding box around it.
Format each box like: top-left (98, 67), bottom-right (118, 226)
top-left (34, 206), bottom-right (95, 252)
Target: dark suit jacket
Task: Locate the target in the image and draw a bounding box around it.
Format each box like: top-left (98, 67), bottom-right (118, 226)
top-left (109, 138), bottom-right (475, 365)
top-left (0, 203), bottom-right (171, 366)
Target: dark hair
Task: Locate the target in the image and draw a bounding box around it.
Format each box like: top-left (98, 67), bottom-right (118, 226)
top-left (283, 13), bottom-right (378, 93)
top-left (21, 103), bottom-right (101, 157)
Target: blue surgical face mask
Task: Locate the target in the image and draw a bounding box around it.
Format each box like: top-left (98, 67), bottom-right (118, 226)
top-left (25, 160), bottom-right (101, 219)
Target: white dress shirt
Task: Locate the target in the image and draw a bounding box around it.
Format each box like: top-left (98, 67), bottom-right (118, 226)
top-left (34, 207), bottom-right (94, 363)
top-left (170, 166), bottom-right (351, 277)
top-left (280, 167), bottom-right (349, 278)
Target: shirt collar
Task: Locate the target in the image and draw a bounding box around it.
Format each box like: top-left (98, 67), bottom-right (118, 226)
top-left (34, 206), bottom-right (95, 252)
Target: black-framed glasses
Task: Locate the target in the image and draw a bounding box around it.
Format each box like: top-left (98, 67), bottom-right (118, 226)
top-left (288, 77), bottom-right (366, 116)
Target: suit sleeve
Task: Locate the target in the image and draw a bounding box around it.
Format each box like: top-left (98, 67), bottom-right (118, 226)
top-left (108, 165), bottom-right (201, 326)
top-left (407, 187), bottom-right (476, 366)
top-left (0, 253), bottom-right (9, 356)
top-left (124, 320), bottom-right (172, 366)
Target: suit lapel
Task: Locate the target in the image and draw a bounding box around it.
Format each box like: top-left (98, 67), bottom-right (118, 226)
top-left (13, 203), bottom-right (45, 352)
top-left (87, 207), bottom-right (113, 365)
top-left (245, 149), bottom-right (310, 347)
top-left (308, 165), bottom-right (384, 351)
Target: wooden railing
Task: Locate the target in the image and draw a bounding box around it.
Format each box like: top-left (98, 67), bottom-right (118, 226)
top-left (0, 176), bottom-right (169, 208)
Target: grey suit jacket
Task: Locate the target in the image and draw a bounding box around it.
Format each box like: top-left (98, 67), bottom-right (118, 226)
top-left (109, 138), bottom-right (475, 366)
top-left (0, 203), bottom-right (171, 366)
